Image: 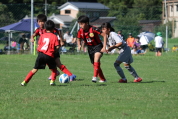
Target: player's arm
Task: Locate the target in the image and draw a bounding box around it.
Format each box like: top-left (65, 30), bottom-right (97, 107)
top-left (108, 42), bottom-right (122, 52)
top-left (55, 45), bottom-right (60, 51)
top-left (57, 30), bottom-right (65, 46)
top-left (100, 32), bottom-right (107, 53)
top-left (77, 38), bottom-right (82, 51)
top-left (107, 33), bottom-right (123, 52)
top-left (30, 33), bottom-right (37, 42)
top-left (77, 30), bottom-right (82, 51)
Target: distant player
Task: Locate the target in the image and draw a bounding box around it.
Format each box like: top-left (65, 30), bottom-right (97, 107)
top-left (101, 22), bottom-right (142, 83)
top-left (154, 32), bottom-right (163, 56)
top-left (77, 15), bottom-right (107, 83)
top-left (21, 20), bottom-right (59, 86)
top-left (31, 14), bottom-right (76, 81)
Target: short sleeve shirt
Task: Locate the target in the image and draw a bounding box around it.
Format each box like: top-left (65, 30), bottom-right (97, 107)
top-left (108, 32), bottom-right (126, 49)
top-left (34, 28), bottom-right (58, 36)
top-left (34, 28), bottom-right (46, 36)
top-left (77, 26), bottom-right (102, 46)
top-left (154, 36), bottom-right (163, 48)
top-left (37, 33), bottom-right (59, 57)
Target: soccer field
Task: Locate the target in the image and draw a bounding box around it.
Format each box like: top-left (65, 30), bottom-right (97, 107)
top-left (0, 52), bottom-right (178, 119)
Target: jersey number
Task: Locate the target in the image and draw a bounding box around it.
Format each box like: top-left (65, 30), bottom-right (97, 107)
top-left (86, 38), bottom-right (92, 42)
top-left (41, 38), bottom-right (49, 51)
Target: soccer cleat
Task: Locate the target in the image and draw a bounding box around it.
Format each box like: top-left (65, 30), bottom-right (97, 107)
top-left (92, 77), bottom-right (98, 83)
top-left (48, 70), bottom-right (60, 80)
top-left (118, 79), bottom-right (127, 83)
top-left (99, 80), bottom-right (107, 83)
top-left (21, 81), bottom-right (27, 86)
top-left (50, 80), bottom-right (56, 86)
top-left (134, 77), bottom-right (142, 82)
top-left (70, 74), bottom-right (76, 82)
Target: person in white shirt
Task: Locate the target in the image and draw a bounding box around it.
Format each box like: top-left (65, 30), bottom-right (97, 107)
top-left (63, 31), bottom-right (74, 46)
top-left (101, 22), bottom-right (142, 83)
top-left (154, 32), bottom-right (163, 56)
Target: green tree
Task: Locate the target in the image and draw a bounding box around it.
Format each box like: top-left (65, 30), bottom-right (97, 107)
top-left (98, 0), bottom-right (162, 37)
top-left (0, 3), bottom-right (16, 27)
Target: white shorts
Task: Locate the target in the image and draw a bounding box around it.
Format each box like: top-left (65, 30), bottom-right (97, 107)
top-left (116, 46), bottom-right (133, 64)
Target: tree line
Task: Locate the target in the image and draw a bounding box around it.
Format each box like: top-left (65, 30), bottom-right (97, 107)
top-left (0, 0), bottom-right (164, 37)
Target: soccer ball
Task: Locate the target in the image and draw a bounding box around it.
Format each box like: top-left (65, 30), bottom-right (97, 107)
top-left (59, 74), bottom-right (70, 83)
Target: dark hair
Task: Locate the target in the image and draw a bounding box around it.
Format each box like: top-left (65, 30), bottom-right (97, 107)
top-left (101, 22), bottom-right (115, 32)
top-left (45, 20), bottom-right (55, 31)
top-left (78, 15), bottom-right (89, 23)
top-left (135, 37), bottom-right (140, 39)
top-left (37, 14), bottom-right (47, 22)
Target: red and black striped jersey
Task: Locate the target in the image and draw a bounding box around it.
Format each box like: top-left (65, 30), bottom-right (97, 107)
top-left (77, 25), bottom-right (102, 46)
top-left (37, 33), bottom-right (59, 57)
top-left (34, 27), bottom-right (58, 36)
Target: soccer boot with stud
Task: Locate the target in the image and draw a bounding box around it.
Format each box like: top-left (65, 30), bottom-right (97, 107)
top-left (134, 77), bottom-right (142, 82)
top-left (92, 77), bottom-right (98, 83)
top-left (70, 74), bottom-right (77, 82)
top-left (50, 80), bottom-right (56, 86)
top-left (118, 79), bottom-right (127, 83)
top-left (21, 81), bottom-right (27, 86)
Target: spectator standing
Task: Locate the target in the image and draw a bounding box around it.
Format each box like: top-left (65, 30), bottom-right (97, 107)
top-left (126, 33), bottom-right (135, 48)
top-left (154, 32), bottom-right (163, 56)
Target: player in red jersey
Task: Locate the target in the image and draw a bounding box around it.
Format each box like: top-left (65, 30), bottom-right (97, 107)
top-left (21, 20), bottom-right (60, 86)
top-left (77, 15), bottom-right (107, 83)
top-left (31, 14), bottom-right (76, 81)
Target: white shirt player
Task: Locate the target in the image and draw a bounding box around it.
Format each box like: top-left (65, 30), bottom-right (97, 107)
top-left (107, 32), bottom-right (127, 54)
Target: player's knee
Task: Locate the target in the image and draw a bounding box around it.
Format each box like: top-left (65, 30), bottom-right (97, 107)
top-left (125, 65), bottom-right (130, 70)
top-left (114, 62), bottom-right (120, 68)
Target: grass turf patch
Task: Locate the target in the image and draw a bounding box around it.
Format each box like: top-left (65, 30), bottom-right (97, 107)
top-left (0, 52), bottom-right (178, 119)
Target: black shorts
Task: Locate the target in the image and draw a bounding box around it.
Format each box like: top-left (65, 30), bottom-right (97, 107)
top-left (155, 48), bottom-right (162, 52)
top-left (34, 52), bottom-right (56, 69)
top-left (87, 43), bottom-right (103, 64)
top-left (54, 51), bottom-right (60, 59)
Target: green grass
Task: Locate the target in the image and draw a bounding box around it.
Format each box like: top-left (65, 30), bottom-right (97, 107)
top-left (0, 51), bottom-right (178, 119)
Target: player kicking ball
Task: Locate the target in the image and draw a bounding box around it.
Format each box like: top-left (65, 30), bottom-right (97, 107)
top-left (77, 15), bottom-right (107, 83)
top-left (21, 20), bottom-right (60, 86)
top-left (31, 14), bottom-right (76, 81)
top-left (101, 22), bottom-right (142, 83)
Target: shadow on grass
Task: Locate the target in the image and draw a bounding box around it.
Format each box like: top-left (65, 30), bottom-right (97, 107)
top-left (56, 84), bottom-right (68, 86)
top-left (110, 81), bottom-right (165, 83)
top-left (138, 81), bottom-right (165, 83)
top-left (80, 84), bottom-right (107, 86)
top-left (80, 84), bottom-right (92, 86)
top-left (75, 79), bottom-right (84, 81)
top-left (96, 84), bottom-right (107, 86)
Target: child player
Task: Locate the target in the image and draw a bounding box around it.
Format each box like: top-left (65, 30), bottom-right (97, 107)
top-left (101, 22), bottom-right (142, 83)
top-left (21, 20), bottom-right (59, 86)
top-left (31, 14), bottom-right (76, 81)
top-left (77, 15), bottom-right (107, 83)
